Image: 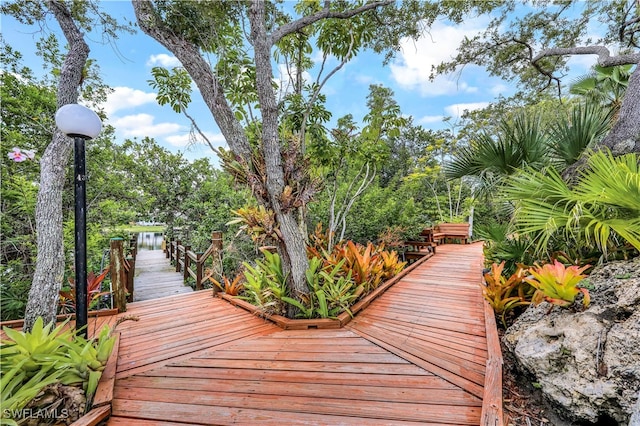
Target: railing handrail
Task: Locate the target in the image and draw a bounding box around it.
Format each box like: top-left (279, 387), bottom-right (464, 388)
top-left (165, 231), bottom-right (223, 290)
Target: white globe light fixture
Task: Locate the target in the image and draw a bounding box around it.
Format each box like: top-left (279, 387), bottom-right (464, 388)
top-left (55, 104), bottom-right (102, 338)
top-left (55, 104), bottom-right (102, 139)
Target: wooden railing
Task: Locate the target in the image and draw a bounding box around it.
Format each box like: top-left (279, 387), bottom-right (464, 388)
top-left (166, 231), bottom-right (223, 290)
top-left (109, 235), bottom-right (137, 312)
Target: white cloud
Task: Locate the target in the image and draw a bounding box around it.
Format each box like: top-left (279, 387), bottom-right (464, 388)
top-left (444, 102), bottom-right (490, 120)
top-left (165, 131), bottom-right (227, 148)
top-left (104, 87), bottom-right (157, 116)
top-left (390, 18), bottom-right (490, 96)
top-left (417, 115), bottom-right (445, 125)
top-left (111, 114), bottom-right (183, 138)
top-left (146, 54), bottom-right (181, 68)
top-left (489, 83), bottom-right (509, 97)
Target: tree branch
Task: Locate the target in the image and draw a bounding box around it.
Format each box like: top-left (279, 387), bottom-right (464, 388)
top-left (131, 0), bottom-right (252, 165)
top-left (512, 37), bottom-right (562, 98)
top-left (300, 31), bottom-right (355, 151)
top-left (271, 0), bottom-right (393, 45)
top-left (532, 46), bottom-right (640, 67)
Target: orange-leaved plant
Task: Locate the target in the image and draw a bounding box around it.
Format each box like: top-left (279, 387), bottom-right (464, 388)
top-left (59, 269), bottom-right (110, 314)
top-left (207, 273), bottom-right (244, 296)
top-left (524, 260), bottom-right (590, 307)
top-left (481, 261), bottom-right (531, 327)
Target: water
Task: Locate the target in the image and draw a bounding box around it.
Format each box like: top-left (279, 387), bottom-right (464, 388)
top-left (137, 232), bottom-right (164, 251)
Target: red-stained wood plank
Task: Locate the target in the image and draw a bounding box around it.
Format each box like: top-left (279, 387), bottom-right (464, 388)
top-left (116, 323), bottom-right (278, 378)
top-left (112, 390), bottom-right (482, 425)
top-left (92, 332), bottom-right (120, 408)
top-left (138, 366), bottom-right (449, 388)
top-left (116, 375), bottom-right (481, 406)
top-left (176, 357), bottom-right (431, 375)
top-left (70, 405), bottom-right (110, 426)
top-left (110, 400), bottom-right (458, 426)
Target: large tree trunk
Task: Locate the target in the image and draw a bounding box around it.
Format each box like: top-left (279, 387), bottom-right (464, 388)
top-left (248, 2), bottom-right (309, 307)
top-left (600, 60), bottom-right (640, 155)
top-left (23, 1), bottom-right (89, 331)
top-left (133, 1), bottom-right (311, 310)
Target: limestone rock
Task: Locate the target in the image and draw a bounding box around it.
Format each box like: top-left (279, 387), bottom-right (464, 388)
top-left (503, 257), bottom-right (640, 424)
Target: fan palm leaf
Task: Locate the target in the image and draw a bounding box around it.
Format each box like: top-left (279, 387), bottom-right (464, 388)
top-left (505, 150), bottom-right (640, 257)
top-left (445, 111), bottom-right (548, 199)
top-left (548, 103), bottom-right (613, 168)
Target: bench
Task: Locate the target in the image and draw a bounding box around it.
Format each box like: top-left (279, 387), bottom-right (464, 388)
top-left (401, 228), bottom-right (437, 263)
top-left (432, 223), bottom-right (470, 244)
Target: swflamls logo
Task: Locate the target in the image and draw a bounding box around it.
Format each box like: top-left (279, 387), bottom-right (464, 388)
top-left (2, 408), bottom-right (69, 420)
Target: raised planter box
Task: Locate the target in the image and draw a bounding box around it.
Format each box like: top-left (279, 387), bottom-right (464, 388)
top-left (218, 250), bottom-right (434, 329)
top-left (0, 309), bottom-right (119, 330)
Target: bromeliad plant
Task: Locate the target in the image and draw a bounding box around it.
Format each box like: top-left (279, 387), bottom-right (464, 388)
top-left (283, 257), bottom-right (365, 319)
top-left (482, 261), bottom-right (532, 327)
top-left (59, 268), bottom-right (111, 314)
top-left (313, 241), bottom-right (406, 293)
top-left (239, 250), bottom-right (288, 315)
top-left (0, 317), bottom-right (117, 424)
top-left (206, 273), bottom-right (244, 296)
top-left (525, 260), bottom-right (591, 308)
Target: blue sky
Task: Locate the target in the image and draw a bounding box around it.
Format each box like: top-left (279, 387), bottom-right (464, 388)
top-left (2, 1), bottom-right (597, 163)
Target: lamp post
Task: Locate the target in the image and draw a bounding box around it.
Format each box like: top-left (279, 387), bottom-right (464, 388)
top-left (55, 104), bottom-right (102, 338)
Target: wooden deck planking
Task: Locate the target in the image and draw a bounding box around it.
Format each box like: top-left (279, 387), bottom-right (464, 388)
top-left (108, 242), bottom-right (496, 425)
top-left (348, 242), bottom-right (488, 399)
top-left (133, 249), bottom-right (192, 301)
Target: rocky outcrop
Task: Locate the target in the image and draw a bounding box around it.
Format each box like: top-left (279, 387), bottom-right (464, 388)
top-left (503, 257), bottom-right (640, 424)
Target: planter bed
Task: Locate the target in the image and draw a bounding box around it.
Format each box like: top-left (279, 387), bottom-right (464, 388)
top-left (218, 250), bottom-right (434, 329)
top-left (0, 308), bottom-right (119, 330)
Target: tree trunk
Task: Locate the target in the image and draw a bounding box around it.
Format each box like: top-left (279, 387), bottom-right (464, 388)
top-left (249, 1), bottom-right (309, 308)
top-left (23, 1), bottom-right (89, 331)
top-left (133, 1), bottom-right (311, 311)
top-left (600, 60), bottom-right (640, 155)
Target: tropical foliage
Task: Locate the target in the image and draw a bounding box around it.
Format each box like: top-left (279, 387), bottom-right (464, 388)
top-left (505, 150), bottom-right (640, 258)
top-left (525, 261), bottom-right (591, 308)
top-left (481, 262), bottom-right (531, 326)
top-left (0, 318), bottom-right (116, 423)
top-left (228, 234), bottom-right (406, 319)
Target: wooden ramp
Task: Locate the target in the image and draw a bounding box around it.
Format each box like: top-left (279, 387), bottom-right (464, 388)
top-left (108, 243), bottom-right (499, 425)
top-left (133, 250), bottom-right (192, 302)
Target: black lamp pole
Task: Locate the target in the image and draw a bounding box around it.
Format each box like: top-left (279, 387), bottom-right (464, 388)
top-left (73, 135), bottom-right (88, 339)
top-left (55, 103), bottom-right (101, 338)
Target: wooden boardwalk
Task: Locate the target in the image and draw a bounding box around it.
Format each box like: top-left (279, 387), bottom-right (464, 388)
top-left (107, 243), bottom-right (500, 425)
top-left (134, 250), bottom-right (192, 302)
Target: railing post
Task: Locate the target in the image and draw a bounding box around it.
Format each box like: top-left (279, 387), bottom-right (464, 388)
top-left (211, 231), bottom-right (224, 281)
top-left (129, 235), bottom-right (138, 261)
top-left (110, 238), bottom-right (127, 312)
top-left (196, 252), bottom-right (203, 291)
top-left (184, 246), bottom-right (191, 281)
top-left (126, 255), bottom-right (135, 302)
top-left (175, 241), bottom-right (182, 272)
